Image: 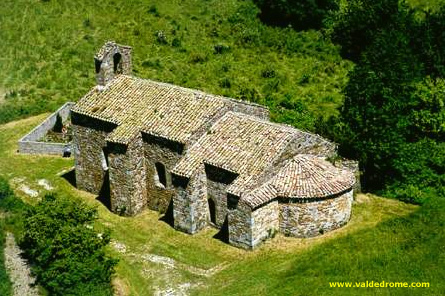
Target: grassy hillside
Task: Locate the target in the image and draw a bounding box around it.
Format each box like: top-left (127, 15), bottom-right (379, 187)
top-left (0, 115), bottom-right (443, 295)
top-left (0, 0), bottom-right (351, 129)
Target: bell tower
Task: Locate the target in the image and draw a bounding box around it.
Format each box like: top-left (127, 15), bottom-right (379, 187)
top-left (94, 41), bottom-right (132, 86)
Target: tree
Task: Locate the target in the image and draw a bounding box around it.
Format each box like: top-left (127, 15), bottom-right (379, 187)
top-left (253, 0), bottom-right (338, 30)
top-left (20, 194), bottom-right (117, 295)
top-left (330, 0), bottom-right (401, 61)
top-left (329, 1), bottom-right (445, 202)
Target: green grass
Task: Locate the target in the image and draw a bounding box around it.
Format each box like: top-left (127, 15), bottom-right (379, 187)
top-left (0, 221), bottom-right (13, 296)
top-left (407, 0), bottom-right (445, 11)
top-left (0, 114), bottom-right (443, 295)
top-left (1, 0), bottom-right (444, 294)
top-left (0, 0), bottom-right (351, 129)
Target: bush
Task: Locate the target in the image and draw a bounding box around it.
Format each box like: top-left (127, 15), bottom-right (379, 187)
top-left (254, 0), bottom-right (338, 30)
top-left (329, 1), bottom-right (445, 201)
top-left (330, 0), bottom-right (401, 61)
top-left (0, 177), bottom-right (26, 213)
top-left (20, 193), bottom-right (117, 296)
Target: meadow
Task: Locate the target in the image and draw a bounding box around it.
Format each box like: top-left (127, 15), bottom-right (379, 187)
top-left (0, 0), bottom-right (444, 295)
top-left (0, 114), bottom-right (443, 295)
top-left (0, 0), bottom-right (351, 130)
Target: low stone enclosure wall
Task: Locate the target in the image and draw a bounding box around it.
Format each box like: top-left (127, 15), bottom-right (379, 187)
top-left (18, 102), bottom-right (74, 156)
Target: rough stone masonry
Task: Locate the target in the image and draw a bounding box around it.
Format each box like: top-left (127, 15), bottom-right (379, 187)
top-left (71, 41), bottom-right (357, 249)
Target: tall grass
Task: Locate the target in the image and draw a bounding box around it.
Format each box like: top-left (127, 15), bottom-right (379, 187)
top-left (0, 0), bottom-right (351, 130)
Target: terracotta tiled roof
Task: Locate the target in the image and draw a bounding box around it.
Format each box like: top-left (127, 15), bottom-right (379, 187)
top-left (243, 155), bottom-right (355, 208)
top-left (171, 112), bottom-right (302, 188)
top-left (71, 75), bottom-right (227, 144)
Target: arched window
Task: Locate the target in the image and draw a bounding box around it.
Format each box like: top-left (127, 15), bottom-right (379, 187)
top-left (113, 52), bottom-right (122, 73)
top-left (155, 162), bottom-right (167, 188)
top-left (94, 58), bottom-right (102, 74)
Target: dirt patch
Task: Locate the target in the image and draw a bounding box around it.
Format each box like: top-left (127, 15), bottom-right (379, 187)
top-left (18, 184), bottom-right (38, 197)
top-left (126, 250), bottom-right (228, 295)
top-left (37, 179), bottom-right (53, 191)
top-left (112, 277), bottom-right (129, 296)
top-left (354, 193), bottom-right (371, 204)
top-left (141, 253), bottom-right (228, 277)
top-left (4, 232), bottom-right (39, 296)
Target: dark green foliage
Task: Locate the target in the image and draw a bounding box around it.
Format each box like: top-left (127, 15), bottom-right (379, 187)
top-left (0, 176), bottom-right (26, 213)
top-left (412, 6), bottom-right (445, 78)
top-left (20, 193), bottom-right (117, 296)
top-left (0, 177), bottom-right (14, 296)
top-left (0, 221), bottom-right (12, 296)
top-left (330, 0), bottom-right (401, 61)
top-left (328, 0), bottom-right (445, 202)
top-left (171, 37), bottom-right (182, 48)
top-left (253, 0), bottom-right (339, 30)
top-left (0, 176), bottom-right (27, 296)
top-left (213, 44), bottom-right (230, 54)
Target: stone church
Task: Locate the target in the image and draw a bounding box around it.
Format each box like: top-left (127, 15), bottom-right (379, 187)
top-left (71, 42), bottom-right (356, 249)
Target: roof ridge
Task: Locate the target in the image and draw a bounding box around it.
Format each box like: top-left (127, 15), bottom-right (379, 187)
top-left (117, 75), bottom-right (268, 109)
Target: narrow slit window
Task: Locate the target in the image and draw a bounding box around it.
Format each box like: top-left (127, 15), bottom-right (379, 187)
top-left (113, 52), bottom-right (122, 73)
top-left (155, 162), bottom-right (167, 188)
top-left (101, 148), bottom-right (109, 171)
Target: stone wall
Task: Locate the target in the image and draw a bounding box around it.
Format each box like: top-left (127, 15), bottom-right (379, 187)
top-left (224, 98), bottom-right (269, 120)
top-left (251, 201), bottom-right (279, 247)
top-left (283, 131), bottom-right (337, 159)
top-left (279, 190), bottom-right (353, 237)
top-left (228, 200), bottom-right (279, 249)
top-left (335, 159), bottom-right (361, 193)
top-left (204, 164), bottom-right (238, 227)
top-left (95, 42), bottom-right (132, 86)
top-left (143, 133), bottom-right (184, 213)
top-left (206, 179), bottom-right (229, 227)
top-left (108, 137), bottom-right (147, 216)
top-left (72, 122), bottom-right (110, 194)
top-left (173, 170), bottom-right (208, 234)
top-left (18, 102), bottom-right (74, 156)
top-left (228, 201), bottom-right (253, 249)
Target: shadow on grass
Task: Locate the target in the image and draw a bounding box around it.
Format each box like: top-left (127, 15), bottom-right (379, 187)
top-left (96, 171), bottom-right (111, 211)
top-left (159, 198), bottom-right (174, 227)
top-left (213, 215), bottom-right (229, 243)
top-left (61, 168), bottom-right (76, 188)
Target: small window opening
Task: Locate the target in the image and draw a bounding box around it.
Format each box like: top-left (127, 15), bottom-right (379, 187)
top-left (155, 162), bottom-right (167, 188)
top-left (227, 194), bottom-right (240, 210)
top-left (208, 198), bottom-right (216, 224)
top-left (101, 148), bottom-right (109, 171)
top-left (113, 52), bottom-right (122, 73)
top-left (95, 59), bottom-right (102, 74)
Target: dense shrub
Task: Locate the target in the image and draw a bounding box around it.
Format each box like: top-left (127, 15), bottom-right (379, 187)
top-left (253, 0), bottom-right (338, 30)
top-left (0, 177), bottom-right (26, 213)
top-left (20, 194), bottom-right (117, 296)
top-left (327, 0), bottom-right (445, 202)
top-left (330, 0), bottom-right (401, 61)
